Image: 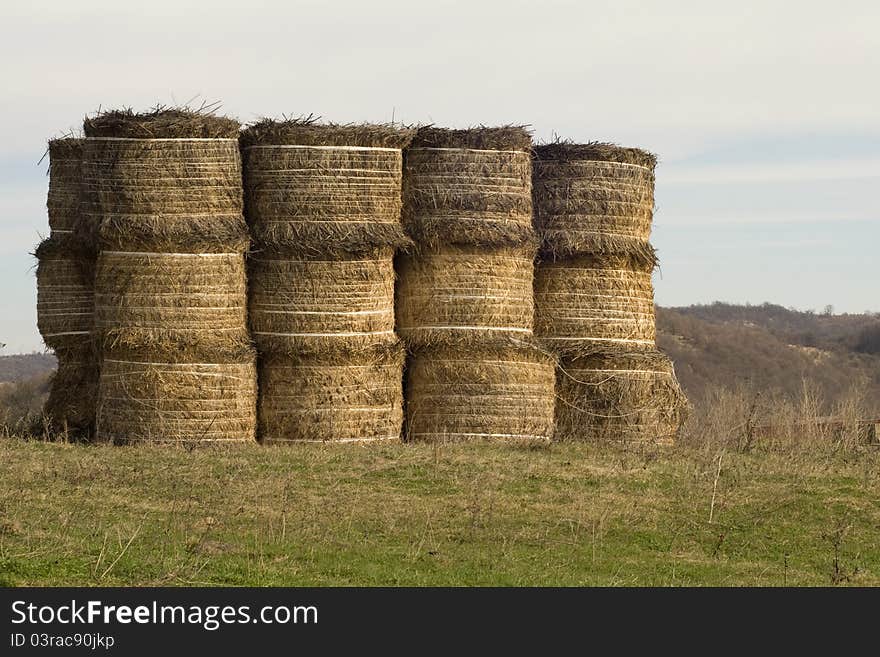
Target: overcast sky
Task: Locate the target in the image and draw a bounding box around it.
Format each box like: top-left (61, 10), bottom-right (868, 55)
top-left (1, 0), bottom-right (878, 353)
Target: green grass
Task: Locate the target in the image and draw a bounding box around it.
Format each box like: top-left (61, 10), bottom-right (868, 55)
top-left (0, 438), bottom-right (878, 586)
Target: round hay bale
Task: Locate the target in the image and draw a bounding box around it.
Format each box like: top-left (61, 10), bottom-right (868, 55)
top-left (555, 347), bottom-right (689, 445)
top-left (249, 248), bottom-right (396, 355)
top-left (35, 235), bottom-right (94, 350)
top-left (403, 126), bottom-right (535, 247)
top-left (534, 253), bottom-right (655, 350)
top-left (405, 340), bottom-right (556, 443)
top-left (82, 108), bottom-right (247, 253)
top-left (94, 251), bottom-right (250, 357)
top-left (96, 348), bottom-right (257, 444)
top-left (396, 245), bottom-right (536, 348)
top-left (44, 341), bottom-right (99, 435)
top-left (259, 344), bottom-right (404, 443)
top-left (47, 138), bottom-right (85, 238)
top-left (241, 119), bottom-right (414, 254)
top-left (533, 141), bottom-right (657, 266)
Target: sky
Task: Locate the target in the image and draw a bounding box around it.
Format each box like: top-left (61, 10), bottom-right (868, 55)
top-left (1, 0), bottom-right (878, 353)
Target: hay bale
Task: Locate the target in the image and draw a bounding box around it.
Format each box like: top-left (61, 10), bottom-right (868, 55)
top-left (259, 344), bottom-right (404, 443)
top-left (82, 108), bottom-right (247, 253)
top-left (35, 235), bottom-right (94, 350)
top-left (533, 141), bottom-right (657, 266)
top-left (405, 340), bottom-right (555, 443)
top-left (534, 253), bottom-right (655, 350)
top-left (44, 341), bottom-right (99, 434)
top-left (555, 347), bottom-right (689, 445)
top-left (46, 138), bottom-right (85, 237)
top-left (403, 126), bottom-right (535, 247)
top-left (396, 245), bottom-right (536, 348)
top-left (249, 248), bottom-right (396, 355)
top-left (96, 347), bottom-right (257, 444)
top-left (94, 251), bottom-right (250, 357)
top-left (241, 119), bottom-right (414, 254)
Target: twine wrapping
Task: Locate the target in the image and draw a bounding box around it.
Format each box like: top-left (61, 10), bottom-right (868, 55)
top-left (534, 255), bottom-right (656, 348)
top-left (243, 144), bottom-right (408, 254)
top-left (94, 251), bottom-right (249, 357)
top-left (249, 248), bottom-right (396, 355)
top-left (555, 348), bottom-right (689, 445)
top-left (258, 346), bottom-right (404, 443)
top-left (47, 139), bottom-right (86, 236)
top-left (405, 342), bottom-right (555, 443)
top-left (533, 145), bottom-right (657, 265)
top-left (396, 245), bottom-right (536, 348)
top-left (402, 147), bottom-right (535, 247)
top-left (36, 246), bottom-right (95, 350)
top-left (96, 355), bottom-right (257, 443)
top-left (81, 137), bottom-right (248, 252)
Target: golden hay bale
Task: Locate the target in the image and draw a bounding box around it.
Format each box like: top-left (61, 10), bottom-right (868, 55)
top-left (396, 245), bottom-right (536, 348)
top-left (44, 341), bottom-right (99, 434)
top-left (533, 142), bottom-right (657, 266)
top-left (35, 235), bottom-right (94, 350)
top-left (555, 347), bottom-right (689, 445)
top-left (403, 126), bottom-right (535, 247)
top-left (241, 119), bottom-right (414, 254)
top-left (534, 253), bottom-right (655, 350)
top-left (249, 248), bottom-right (396, 355)
top-left (259, 344), bottom-right (404, 443)
top-left (46, 138), bottom-right (85, 237)
top-left (405, 340), bottom-right (556, 443)
top-left (96, 348), bottom-right (257, 444)
top-left (82, 109), bottom-right (247, 252)
top-left (94, 251), bottom-right (250, 357)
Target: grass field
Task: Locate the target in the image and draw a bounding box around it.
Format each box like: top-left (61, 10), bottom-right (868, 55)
top-left (0, 438), bottom-right (878, 586)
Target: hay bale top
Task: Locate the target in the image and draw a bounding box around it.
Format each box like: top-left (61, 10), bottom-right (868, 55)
top-left (534, 141), bottom-right (657, 170)
top-left (241, 117), bottom-right (415, 148)
top-left (538, 250), bottom-right (657, 272)
top-left (413, 336), bottom-right (556, 364)
top-left (410, 125), bottom-right (532, 151)
top-left (559, 344), bottom-right (671, 368)
top-left (83, 106), bottom-right (240, 139)
top-left (48, 137), bottom-right (85, 158)
top-left (260, 338), bottom-right (405, 365)
top-left (101, 341), bottom-right (256, 365)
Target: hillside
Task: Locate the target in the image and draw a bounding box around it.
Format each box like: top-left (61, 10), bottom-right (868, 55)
top-left (657, 303), bottom-right (880, 413)
top-left (0, 352), bottom-right (55, 383)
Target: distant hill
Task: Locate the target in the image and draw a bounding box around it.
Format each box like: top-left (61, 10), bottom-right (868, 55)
top-left (657, 303), bottom-right (880, 413)
top-left (0, 352), bottom-right (55, 383)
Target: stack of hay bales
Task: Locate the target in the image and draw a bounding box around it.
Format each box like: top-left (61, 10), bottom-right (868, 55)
top-left (532, 142), bottom-right (688, 445)
top-left (82, 108), bottom-right (256, 443)
top-left (35, 138), bottom-right (99, 435)
top-left (398, 127), bottom-right (556, 443)
top-left (241, 119), bottom-right (413, 443)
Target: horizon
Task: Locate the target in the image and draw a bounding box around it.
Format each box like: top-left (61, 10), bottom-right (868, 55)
top-left (2, 0), bottom-right (878, 352)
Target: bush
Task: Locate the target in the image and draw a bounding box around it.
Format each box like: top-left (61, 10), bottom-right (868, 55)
top-left (0, 374), bottom-right (51, 438)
